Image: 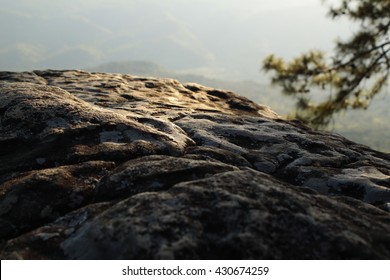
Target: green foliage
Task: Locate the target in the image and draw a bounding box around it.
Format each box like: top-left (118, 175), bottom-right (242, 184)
top-left (263, 0), bottom-right (390, 128)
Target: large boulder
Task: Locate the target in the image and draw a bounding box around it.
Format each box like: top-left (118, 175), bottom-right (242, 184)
top-left (0, 70), bottom-right (389, 259)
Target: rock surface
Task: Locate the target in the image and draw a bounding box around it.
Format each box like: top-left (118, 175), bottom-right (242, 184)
top-left (0, 70), bottom-right (389, 259)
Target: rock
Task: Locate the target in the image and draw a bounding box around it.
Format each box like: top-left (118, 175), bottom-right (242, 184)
top-left (175, 114), bottom-right (390, 206)
top-left (0, 202), bottom-right (113, 259)
top-left (0, 161), bottom-right (115, 240)
top-left (0, 70), bottom-right (389, 259)
top-left (0, 81), bottom-right (193, 176)
top-left (62, 170), bottom-right (390, 259)
top-left (95, 155), bottom-right (238, 200)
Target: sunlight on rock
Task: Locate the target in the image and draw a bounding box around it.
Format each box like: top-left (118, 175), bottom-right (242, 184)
top-left (0, 70), bottom-right (389, 260)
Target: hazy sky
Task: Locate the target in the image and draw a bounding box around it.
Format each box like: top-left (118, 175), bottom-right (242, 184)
top-left (0, 0), bottom-right (353, 80)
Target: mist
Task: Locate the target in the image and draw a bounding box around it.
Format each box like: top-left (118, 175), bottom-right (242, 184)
top-left (0, 0), bottom-right (353, 81)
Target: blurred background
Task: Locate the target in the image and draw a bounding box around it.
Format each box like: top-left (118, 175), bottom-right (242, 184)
top-left (1, 0), bottom-right (389, 152)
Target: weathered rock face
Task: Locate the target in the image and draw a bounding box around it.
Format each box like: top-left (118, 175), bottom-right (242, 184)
top-left (0, 70), bottom-right (389, 259)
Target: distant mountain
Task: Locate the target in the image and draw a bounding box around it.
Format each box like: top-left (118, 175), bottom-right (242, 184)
top-left (88, 61), bottom-right (174, 78)
top-left (0, 0), bottom-right (352, 80)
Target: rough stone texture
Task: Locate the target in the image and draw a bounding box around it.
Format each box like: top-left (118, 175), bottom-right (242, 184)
top-left (0, 70), bottom-right (389, 259)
